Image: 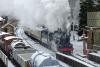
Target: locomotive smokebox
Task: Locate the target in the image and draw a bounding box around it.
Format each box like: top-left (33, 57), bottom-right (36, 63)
top-left (31, 51), bottom-right (60, 67)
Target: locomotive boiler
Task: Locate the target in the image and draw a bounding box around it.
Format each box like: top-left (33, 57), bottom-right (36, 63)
top-left (24, 25), bottom-right (73, 54)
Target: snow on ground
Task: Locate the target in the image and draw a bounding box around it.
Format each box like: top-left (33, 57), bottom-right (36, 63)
top-left (8, 60), bottom-right (14, 67)
top-left (70, 31), bottom-right (100, 55)
top-left (16, 27), bottom-right (56, 56)
top-left (15, 27), bottom-right (100, 67)
top-left (97, 51), bottom-right (100, 54)
top-left (15, 27), bottom-right (70, 67)
top-left (70, 31), bottom-right (100, 67)
top-left (70, 31), bottom-right (83, 55)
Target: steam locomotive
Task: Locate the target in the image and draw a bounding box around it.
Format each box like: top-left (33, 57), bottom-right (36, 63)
top-left (24, 25), bottom-right (73, 54)
top-left (0, 31), bottom-right (61, 67)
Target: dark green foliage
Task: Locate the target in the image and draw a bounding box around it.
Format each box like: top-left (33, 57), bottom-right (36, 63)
top-left (79, 0), bottom-right (100, 28)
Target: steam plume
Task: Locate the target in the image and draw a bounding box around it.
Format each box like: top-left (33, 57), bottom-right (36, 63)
top-left (0, 0), bottom-right (71, 32)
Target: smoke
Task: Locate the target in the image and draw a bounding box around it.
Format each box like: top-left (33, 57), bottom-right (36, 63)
top-left (69, 0), bottom-right (80, 25)
top-left (0, 0), bottom-right (14, 16)
top-left (73, 0), bottom-right (80, 25)
top-left (0, 0), bottom-right (71, 32)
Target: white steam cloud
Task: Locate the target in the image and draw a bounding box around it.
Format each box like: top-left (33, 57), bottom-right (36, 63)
top-left (0, 0), bottom-right (71, 32)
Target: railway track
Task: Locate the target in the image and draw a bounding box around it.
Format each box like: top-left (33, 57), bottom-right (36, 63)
top-left (15, 27), bottom-right (99, 67)
top-left (73, 54), bottom-right (100, 67)
top-left (88, 53), bottom-right (100, 64)
top-left (15, 27), bottom-right (56, 56)
top-left (15, 27), bottom-right (71, 67)
top-left (56, 52), bottom-right (96, 67)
